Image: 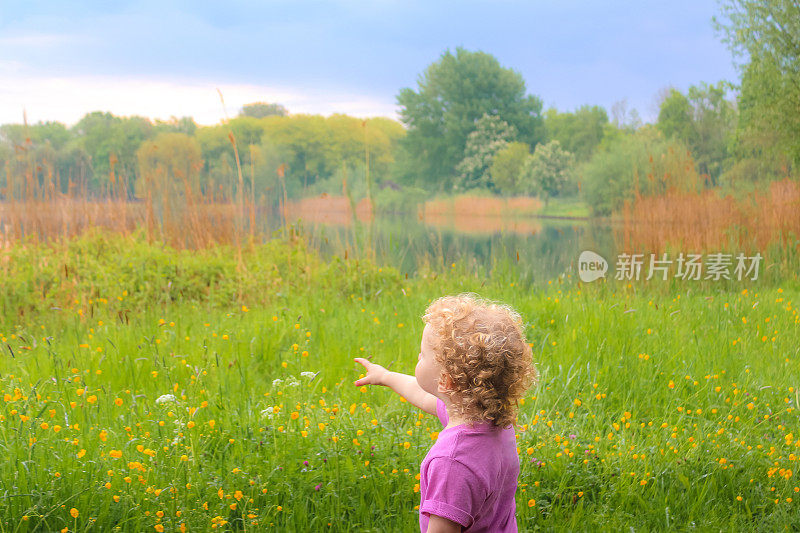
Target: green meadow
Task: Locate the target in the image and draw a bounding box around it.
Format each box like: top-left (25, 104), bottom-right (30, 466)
top-left (2, 0), bottom-right (799, 530)
top-left (1, 230), bottom-right (799, 531)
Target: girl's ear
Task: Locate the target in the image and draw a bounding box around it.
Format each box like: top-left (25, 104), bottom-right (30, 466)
top-left (437, 373), bottom-right (454, 394)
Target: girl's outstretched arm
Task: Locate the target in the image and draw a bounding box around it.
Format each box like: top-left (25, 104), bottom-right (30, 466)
top-left (354, 357), bottom-right (437, 416)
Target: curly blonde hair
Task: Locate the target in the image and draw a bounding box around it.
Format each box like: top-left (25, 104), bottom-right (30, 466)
top-left (422, 293), bottom-right (538, 429)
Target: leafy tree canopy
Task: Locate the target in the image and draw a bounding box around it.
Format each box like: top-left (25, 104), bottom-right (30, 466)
top-left (583, 126), bottom-right (700, 216)
top-left (0, 121), bottom-right (71, 150)
top-left (396, 47), bottom-right (544, 190)
top-left (454, 114), bottom-right (517, 192)
top-left (490, 141), bottom-right (531, 195)
top-left (135, 132), bottom-right (203, 198)
top-left (523, 140), bottom-right (575, 204)
top-left (544, 105), bottom-right (608, 162)
top-left (714, 0), bottom-right (800, 165)
top-left (239, 102), bottom-right (289, 118)
top-left (72, 112), bottom-right (154, 184)
top-left (657, 82), bottom-right (736, 185)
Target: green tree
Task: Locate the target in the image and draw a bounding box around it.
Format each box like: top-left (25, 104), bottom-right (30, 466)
top-left (239, 102), bottom-right (288, 118)
top-left (72, 112), bottom-right (154, 193)
top-left (0, 121), bottom-right (71, 150)
top-left (154, 116), bottom-right (198, 136)
top-left (685, 82), bottom-right (736, 185)
top-left (522, 140), bottom-right (575, 204)
top-left (362, 117), bottom-right (406, 184)
top-left (227, 117), bottom-right (268, 149)
top-left (325, 115), bottom-right (405, 189)
top-left (0, 121), bottom-right (78, 195)
top-left (396, 47), bottom-right (544, 190)
top-left (454, 114), bottom-right (517, 191)
top-left (544, 105), bottom-right (608, 162)
top-left (196, 114), bottom-right (405, 200)
top-left (490, 142), bottom-right (531, 195)
top-left (657, 83), bottom-right (736, 185)
top-left (262, 114), bottom-right (336, 192)
top-left (657, 90), bottom-right (694, 143)
top-left (135, 132), bottom-right (203, 199)
top-left (583, 126), bottom-right (700, 216)
top-left (714, 0), bottom-right (800, 165)
top-left (196, 117), bottom-right (269, 196)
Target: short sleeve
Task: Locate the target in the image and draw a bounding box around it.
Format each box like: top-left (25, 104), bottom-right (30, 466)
top-left (436, 398), bottom-right (448, 427)
top-left (421, 456), bottom-right (486, 529)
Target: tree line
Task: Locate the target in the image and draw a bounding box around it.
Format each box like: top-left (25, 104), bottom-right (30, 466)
top-left (0, 0), bottom-right (795, 216)
top-left (0, 109), bottom-right (404, 205)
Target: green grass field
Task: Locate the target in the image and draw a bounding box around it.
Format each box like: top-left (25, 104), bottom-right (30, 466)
top-left (1, 231), bottom-right (799, 531)
top-left (535, 197), bottom-right (591, 219)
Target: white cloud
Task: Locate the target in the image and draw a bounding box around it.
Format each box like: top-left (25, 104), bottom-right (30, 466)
top-left (0, 67), bottom-right (401, 127)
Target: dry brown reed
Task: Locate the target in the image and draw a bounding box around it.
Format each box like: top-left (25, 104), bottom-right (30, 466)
top-left (422, 195), bottom-right (542, 218)
top-left (0, 196), bottom-right (253, 250)
top-left (0, 128), bottom-right (264, 249)
top-left (616, 178), bottom-right (800, 254)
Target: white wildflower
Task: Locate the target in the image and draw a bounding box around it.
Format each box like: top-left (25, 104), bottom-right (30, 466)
top-left (272, 378), bottom-right (283, 387)
top-left (300, 371), bottom-right (317, 380)
top-left (155, 394), bottom-right (176, 405)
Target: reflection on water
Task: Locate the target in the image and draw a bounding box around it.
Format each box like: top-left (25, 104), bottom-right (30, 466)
top-left (0, 195), bottom-right (615, 281)
top-left (282, 195), bottom-right (373, 226)
top-left (422, 196), bottom-right (544, 235)
top-left (279, 191), bottom-right (796, 285)
top-left (278, 203), bottom-right (615, 282)
top-left (422, 212), bottom-right (543, 236)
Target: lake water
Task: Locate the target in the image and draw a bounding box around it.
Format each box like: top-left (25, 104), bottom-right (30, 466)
top-left (0, 196), bottom-right (616, 283)
top-left (281, 212), bottom-right (617, 283)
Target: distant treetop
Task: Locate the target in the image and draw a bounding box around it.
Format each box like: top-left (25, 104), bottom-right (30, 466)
top-left (239, 102), bottom-right (289, 118)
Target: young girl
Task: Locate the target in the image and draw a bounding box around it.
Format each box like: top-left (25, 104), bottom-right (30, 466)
top-left (354, 293), bottom-right (538, 533)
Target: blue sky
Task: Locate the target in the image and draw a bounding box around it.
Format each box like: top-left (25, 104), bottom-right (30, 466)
top-left (0, 0), bottom-right (738, 126)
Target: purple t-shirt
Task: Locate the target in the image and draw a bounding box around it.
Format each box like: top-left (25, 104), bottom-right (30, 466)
top-left (419, 398), bottom-right (519, 532)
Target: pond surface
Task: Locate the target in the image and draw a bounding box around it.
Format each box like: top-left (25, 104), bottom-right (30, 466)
top-left (0, 197), bottom-right (618, 283)
top-left (278, 211), bottom-right (617, 283)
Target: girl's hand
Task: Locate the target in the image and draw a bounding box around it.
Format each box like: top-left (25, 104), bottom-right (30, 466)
top-left (353, 357), bottom-right (389, 387)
